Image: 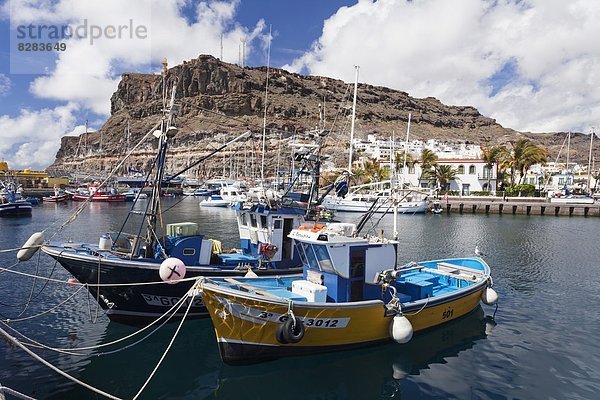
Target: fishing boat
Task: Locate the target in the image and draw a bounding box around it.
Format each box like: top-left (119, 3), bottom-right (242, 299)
top-left (43, 187), bottom-right (69, 203)
top-left (71, 184), bottom-right (126, 202)
top-left (0, 181), bottom-right (32, 217)
top-left (198, 221), bottom-right (498, 365)
top-left (38, 82), bottom-right (312, 324)
top-left (200, 195), bottom-right (229, 207)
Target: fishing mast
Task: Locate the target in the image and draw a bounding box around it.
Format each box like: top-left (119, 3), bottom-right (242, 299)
top-left (144, 59), bottom-right (178, 257)
top-left (260, 24), bottom-right (272, 185)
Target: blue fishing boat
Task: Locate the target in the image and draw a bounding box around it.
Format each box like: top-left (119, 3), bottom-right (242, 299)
top-left (0, 182), bottom-right (32, 217)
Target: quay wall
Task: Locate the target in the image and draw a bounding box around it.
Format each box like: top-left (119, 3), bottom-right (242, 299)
top-left (441, 197), bottom-right (600, 217)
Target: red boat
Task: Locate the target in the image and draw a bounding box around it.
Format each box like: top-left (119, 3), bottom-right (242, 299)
top-left (43, 188), bottom-right (69, 203)
top-left (71, 185), bottom-right (126, 202)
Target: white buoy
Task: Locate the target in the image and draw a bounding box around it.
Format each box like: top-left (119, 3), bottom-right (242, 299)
top-left (17, 232), bottom-right (44, 261)
top-left (481, 287), bottom-right (499, 305)
top-left (390, 314), bottom-right (413, 344)
top-left (159, 257), bottom-right (186, 284)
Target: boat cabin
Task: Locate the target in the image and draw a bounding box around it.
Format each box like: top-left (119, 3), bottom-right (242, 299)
top-left (289, 223), bottom-right (398, 302)
top-left (234, 202), bottom-right (305, 268)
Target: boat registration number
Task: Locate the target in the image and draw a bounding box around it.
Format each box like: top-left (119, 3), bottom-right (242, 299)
top-left (141, 294), bottom-right (204, 308)
top-left (300, 317), bottom-right (350, 328)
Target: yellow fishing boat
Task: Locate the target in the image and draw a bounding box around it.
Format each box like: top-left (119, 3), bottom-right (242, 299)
top-left (198, 222), bottom-right (498, 365)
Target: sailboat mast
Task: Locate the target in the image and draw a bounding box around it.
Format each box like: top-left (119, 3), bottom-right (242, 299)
top-left (348, 66), bottom-right (359, 172)
top-left (260, 24), bottom-right (272, 185)
top-left (587, 127), bottom-right (595, 193)
top-left (402, 113), bottom-right (412, 188)
top-left (566, 131), bottom-right (571, 174)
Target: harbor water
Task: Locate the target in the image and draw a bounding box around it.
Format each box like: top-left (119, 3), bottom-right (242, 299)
top-left (1, 197), bottom-right (599, 399)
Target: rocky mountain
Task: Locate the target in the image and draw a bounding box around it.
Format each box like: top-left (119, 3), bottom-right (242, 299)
top-left (48, 54), bottom-right (596, 178)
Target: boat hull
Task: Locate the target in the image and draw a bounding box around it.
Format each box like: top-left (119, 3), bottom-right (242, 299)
top-left (41, 245), bottom-right (301, 324)
top-left (72, 194), bottom-right (126, 202)
top-left (42, 194), bottom-right (69, 203)
top-left (0, 201), bottom-right (33, 216)
top-left (323, 199), bottom-right (429, 213)
top-left (200, 279), bottom-right (486, 365)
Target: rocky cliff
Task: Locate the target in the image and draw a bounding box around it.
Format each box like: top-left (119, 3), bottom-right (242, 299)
top-left (48, 54), bottom-right (595, 178)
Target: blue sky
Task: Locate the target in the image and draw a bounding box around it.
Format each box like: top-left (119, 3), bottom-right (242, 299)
top-left (1, 0), bottom-right (599, 170)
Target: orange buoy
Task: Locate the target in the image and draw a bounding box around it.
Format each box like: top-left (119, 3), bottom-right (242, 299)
top-left (67, 278), bottom-right (79, 286)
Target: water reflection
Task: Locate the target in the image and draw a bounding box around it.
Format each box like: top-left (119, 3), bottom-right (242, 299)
top-left (214, 307), bottom-right (490, 400)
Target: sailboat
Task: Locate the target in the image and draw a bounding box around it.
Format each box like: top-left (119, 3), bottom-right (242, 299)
top-left (322, 90), bottom-right (429, 214)
top-left (39, 80), bottom-right (309, 323)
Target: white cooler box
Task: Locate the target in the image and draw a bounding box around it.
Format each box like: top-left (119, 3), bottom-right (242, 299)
top-left (291, 280), bottom-right (328, 302)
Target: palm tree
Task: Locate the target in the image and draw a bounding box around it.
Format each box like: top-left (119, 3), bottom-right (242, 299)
top-left (481, 145), bottom-right (507, 193)
top-left (433, 164), bottom-right (457, 191)
top-left (499, 139), bottom-right (547, 185)
top-left (417, 148), bottom-right (438, 187)
top-left (393, 151), bottom-right (416, 187)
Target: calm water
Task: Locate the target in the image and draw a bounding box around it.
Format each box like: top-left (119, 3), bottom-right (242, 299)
top-left (1, 197), bottom-right (599, 399)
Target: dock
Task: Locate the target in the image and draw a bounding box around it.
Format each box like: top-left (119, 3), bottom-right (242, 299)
top-left (440, 197), bottom-right (600, 217)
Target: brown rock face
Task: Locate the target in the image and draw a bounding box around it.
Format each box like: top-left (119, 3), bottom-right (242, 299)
top-left (47, 54), bottom-right (595, 178)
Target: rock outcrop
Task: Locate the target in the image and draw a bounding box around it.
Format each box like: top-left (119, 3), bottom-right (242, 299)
top-left (48, 55), bottom-right (595, 178)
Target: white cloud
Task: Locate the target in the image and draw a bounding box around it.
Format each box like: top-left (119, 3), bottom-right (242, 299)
top-left (4, 0), bottom-right (267, 115)
top-left (0, 73), bottom-right (10, 96)
top-left (285, 0), bottom-right (600, 133)
top-left (0, 103), bottom-right (80, 170)
top-left (1, 0), bottom-right (266, 169)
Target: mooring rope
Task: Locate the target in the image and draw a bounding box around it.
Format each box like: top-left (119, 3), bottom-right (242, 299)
top-left (0, 264), bottom-right (206, 287)
top-left (132, 287), bottom-right (196, 400)
top-left (0, 325), bottom-right (123, 400)
top-left (0, 288), bottom-right (188, 356)
top-left (0, 284), bottom-right (87, 323)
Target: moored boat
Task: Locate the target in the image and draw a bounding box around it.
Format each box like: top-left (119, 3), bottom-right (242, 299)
top-left (200, 195), bottom-right (229, 207)
top-left (198, 222), bottom-right (498, 365)
top-left (43, 187), bottom-right (69, 203)
top-left (0, 181), bottom-right (32, 217)
top-left (72, 185), bottom-right (126, 202)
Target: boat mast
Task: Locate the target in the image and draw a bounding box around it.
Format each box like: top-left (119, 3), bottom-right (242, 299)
top-left (402, 113), bottom-right (412, 188)
top-left (348, 66), bottom-right (359, 173)
top-left (144, 59), bottom-right (178, 257)
top-left (260, 24), bottom-right (272, 186)
top-left (587, 127), bottom-right (595, 193)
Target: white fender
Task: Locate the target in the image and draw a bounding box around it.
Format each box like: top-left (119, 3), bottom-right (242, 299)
top-left (390, 314), bottom-right (413, 344)
top-left (481, 287), bottom-right (499, 305)
top-left (17, 232), bottom-right (44, 261)
top-left (159, 257), bottom-right (186, 284)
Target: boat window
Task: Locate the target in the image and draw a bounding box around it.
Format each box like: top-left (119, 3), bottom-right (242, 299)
top-left (250, 213), bottom-right (258, 228)
top-left (294, 241), bottom-right (308, 265)
top-left (302, 243), bottom-right (320, 270)
top-left (260, 215), bottom-right (268, 228)
top-left (239, 213), bottom-right (247, 227)
top-left (313, 244), bottom-right (334, 273)
top-left (183, 248), bottom-right (195, 256)
top-left (273, 219), bottom-right (282, 229)
top-left (243, 213), bottom-right (251, 227)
